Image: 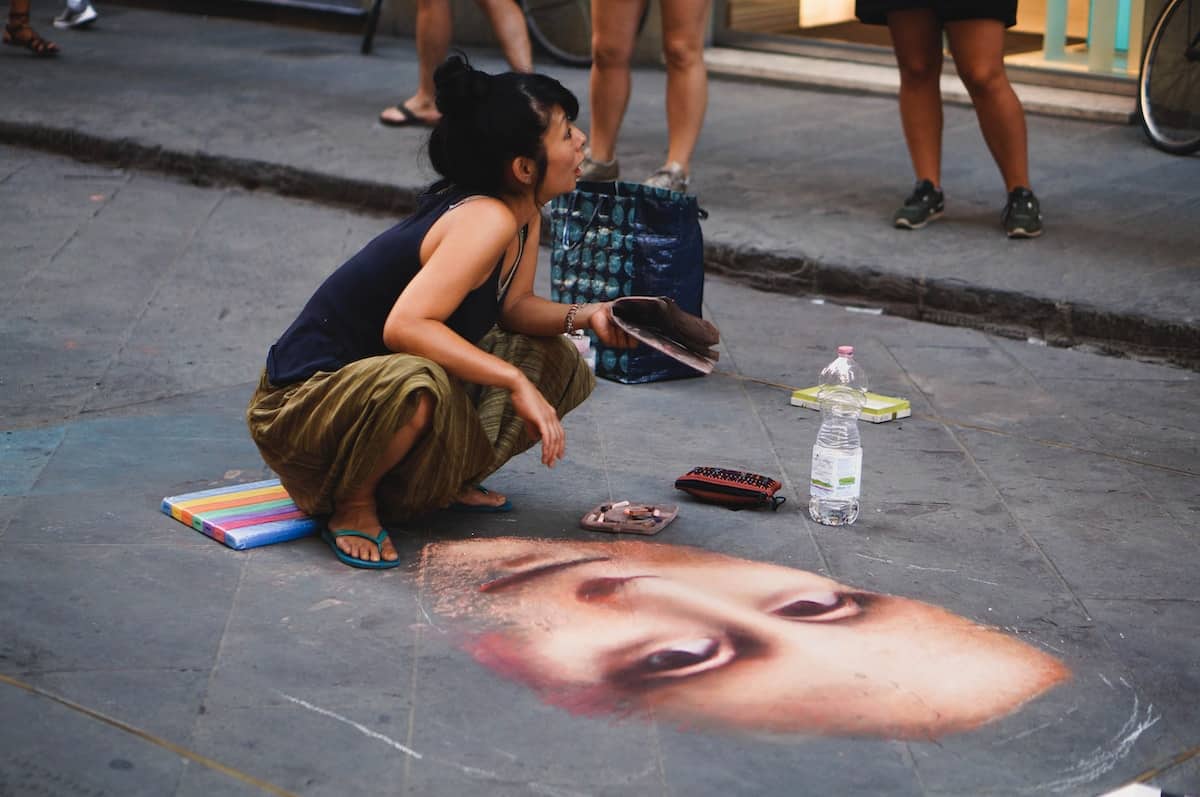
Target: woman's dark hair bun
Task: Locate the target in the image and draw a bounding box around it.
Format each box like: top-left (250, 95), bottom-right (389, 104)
top-left (433, 54), bottom-right (493, 118)
top-left (427, 53), bottom-right (579, 198)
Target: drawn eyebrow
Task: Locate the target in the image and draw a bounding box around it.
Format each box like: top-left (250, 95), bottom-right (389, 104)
top-left (479, 556), bottom-right (611, 593)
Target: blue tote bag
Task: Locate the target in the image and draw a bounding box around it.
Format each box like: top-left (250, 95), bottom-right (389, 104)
top-left (547, 180), bottom-right (707, 384)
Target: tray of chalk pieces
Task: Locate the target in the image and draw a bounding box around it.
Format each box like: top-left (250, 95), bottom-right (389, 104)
top-left (580, 500), bottom-right (678, 535)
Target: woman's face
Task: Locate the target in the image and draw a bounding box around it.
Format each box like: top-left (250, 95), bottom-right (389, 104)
top-left (421, 538), bottom-right (1069, 740)
top-left (535, 107), bottom-right (586, 205)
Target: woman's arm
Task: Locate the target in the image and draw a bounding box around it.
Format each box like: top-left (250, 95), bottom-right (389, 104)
top-left (384, 199), bottom-right (522, 388)
top-left (383, 199), bottom-right (567, 466)
top-left (499, 213), bottom-right (638, 349)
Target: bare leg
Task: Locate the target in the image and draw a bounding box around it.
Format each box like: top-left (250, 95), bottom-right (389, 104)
top-left (476, 0), bottom-right (532, 72)
top-left (887, 8), bottom-right (944, 187)
top-left (660, 0), bottom-right (711, 174)
top-left (326, 392), bottom-right (434, 563)
top-left (379, 0), bottom-right (450, 125)
top-left (587, 0), bottom-right (645, 162)
top-left (945, 18), bottom-right (1031, 191)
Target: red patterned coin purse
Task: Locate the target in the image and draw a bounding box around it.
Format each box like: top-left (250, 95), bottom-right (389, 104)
top-left (674, 467), bottom-right (785, 511)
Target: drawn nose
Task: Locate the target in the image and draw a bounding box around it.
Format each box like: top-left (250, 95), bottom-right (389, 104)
top-left (576, 576), bottom-right (783, 641)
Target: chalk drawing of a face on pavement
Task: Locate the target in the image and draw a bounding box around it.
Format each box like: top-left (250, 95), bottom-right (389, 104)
top-left (418, 538), bottom-right (1070, 741)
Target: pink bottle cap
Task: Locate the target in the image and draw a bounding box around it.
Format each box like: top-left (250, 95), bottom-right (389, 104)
top-left (837, 345), bottom-right (854, 356)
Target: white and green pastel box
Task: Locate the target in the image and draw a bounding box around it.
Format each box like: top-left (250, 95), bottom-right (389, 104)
top-left (790, 387), bottom-right (912, 423)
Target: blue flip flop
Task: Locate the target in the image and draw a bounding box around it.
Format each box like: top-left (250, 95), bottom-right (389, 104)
top-left (321, 527), bottom-right (401, 569)
top-left (448, 485), bottom-right (513, 514)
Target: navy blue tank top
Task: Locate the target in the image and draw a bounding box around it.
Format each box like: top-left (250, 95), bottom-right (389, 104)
top-left (266, 188), bottom-right (523, 386)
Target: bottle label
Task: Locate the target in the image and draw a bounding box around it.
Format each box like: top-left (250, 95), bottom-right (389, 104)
top-left (810, 447), bottom-right (862, 499)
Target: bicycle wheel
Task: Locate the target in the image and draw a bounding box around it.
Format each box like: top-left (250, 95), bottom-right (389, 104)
top-left (522, 0), bottom-right (593, 67)
top-left (1139, 0), bottom-right (1200, 155)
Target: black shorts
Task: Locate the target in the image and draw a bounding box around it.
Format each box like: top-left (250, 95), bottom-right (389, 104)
top-left (855, 1), bottom-right (1018, 27)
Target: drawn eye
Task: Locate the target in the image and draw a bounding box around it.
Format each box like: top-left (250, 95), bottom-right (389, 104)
top-left (644, 638), bottom-right (718, 672)
top-left (620, 637), bottom-right (736, 683)
top-left (772, 592), bottom-right (861, 622)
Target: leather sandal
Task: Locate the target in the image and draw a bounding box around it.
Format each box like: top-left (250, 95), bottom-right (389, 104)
top-left (4, 12), bottom-right (59, 57)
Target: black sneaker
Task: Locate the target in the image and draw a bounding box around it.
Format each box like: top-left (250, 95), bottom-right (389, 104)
top-left (1003, 186), bottom-right (1043, 238)
top-left (892, 179), bottom-right (944, 229)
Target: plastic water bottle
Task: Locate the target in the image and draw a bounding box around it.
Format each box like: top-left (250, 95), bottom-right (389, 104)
top-left (809, 345), bottom-right (868, 526)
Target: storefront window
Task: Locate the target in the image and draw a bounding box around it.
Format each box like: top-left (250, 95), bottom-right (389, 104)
top-left (716, 0), bottom-right (1151, 78)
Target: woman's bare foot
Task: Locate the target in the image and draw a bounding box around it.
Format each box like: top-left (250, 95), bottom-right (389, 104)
top-left (326, 502), bottom-right (398, 564)
top-left (452, 485), bottom-right (509, 509)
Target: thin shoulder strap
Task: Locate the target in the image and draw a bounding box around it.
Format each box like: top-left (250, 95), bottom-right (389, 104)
top-left (446, 194), bottom-right (488, 212)
top-left (497, 224), bottom-right (528, 302)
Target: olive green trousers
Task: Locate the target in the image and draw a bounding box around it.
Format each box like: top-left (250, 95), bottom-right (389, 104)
top-left (246, 329), bottom-right (594, 523)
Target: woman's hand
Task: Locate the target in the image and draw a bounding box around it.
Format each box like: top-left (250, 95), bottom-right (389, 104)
top-left (587, 302), bottom-right (638, 349)
top-left (510, 376), bottom-right (565, 467)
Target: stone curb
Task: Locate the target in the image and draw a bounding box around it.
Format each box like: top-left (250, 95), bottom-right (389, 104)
top-left (704, 248), bottom-right (1199, 369)
top-left (0, 121), bottom-right (422, 217)
top-left (5, 120), bottom-right (1196, 370)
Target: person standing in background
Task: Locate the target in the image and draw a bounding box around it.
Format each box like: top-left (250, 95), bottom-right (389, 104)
top-left (578, 0), bottom-right (712, 193)
top-left (379, 0), bottom-right (533, 127)
top-left (858, 1), bottom-right (1044, 238)
top-left (53, 0), bottom-right (97, 29)
top-left (4, 0), bottom-right (58, 55)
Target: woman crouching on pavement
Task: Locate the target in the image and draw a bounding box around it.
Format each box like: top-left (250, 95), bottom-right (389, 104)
top-left (247, 55), bottom-right (636, 569)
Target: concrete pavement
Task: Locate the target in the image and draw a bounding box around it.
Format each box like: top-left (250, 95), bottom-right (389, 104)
top-left (0, 5), bottom-right (1197, 366)
top-left (2, 138), bottom-right (1199, 795)
top-left (1, 8), bottom-right (1199, 796)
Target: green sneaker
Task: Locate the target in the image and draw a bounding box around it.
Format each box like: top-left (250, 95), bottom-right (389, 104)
top-left (892, 179), bottom-right (944, 229)
top-left (1003, 186), bottom-right (1044, 238)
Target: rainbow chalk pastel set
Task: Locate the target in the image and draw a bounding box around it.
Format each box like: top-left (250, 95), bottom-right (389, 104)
top-left (162, 479), bottom-right (316, 550)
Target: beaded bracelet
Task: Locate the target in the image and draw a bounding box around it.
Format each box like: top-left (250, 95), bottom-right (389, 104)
top-left (564, 303), bottom-right (581, 335)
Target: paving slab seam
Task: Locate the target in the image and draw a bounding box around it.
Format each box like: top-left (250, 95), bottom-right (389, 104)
top-left (1130, 741), bottom-right (1200, 785)
top-left (184, 549), bottom-right (255, 796)
top-left (11, 160), bottom-right (130, 305)
top-left (586, 386), bottom-right (617, 507)
top-left (402, 577), bottom-right (425, 792)
top-left (877, 337), bottom-right (1097, 626)
top-left (708, 370), bottom-right (1197, 477)
top-left (4, 119), bottom-right (1198, 372)
top-left (0, 155), bottom-right (29, 187)
top-left (75, 381), bottom-right (261, 421)
top-left (991, 335), bottom-right (1200, 545)
top-left (896, 741), bottom-right (932, 796)
top-left (1079, 596), bottom-right (1200, 603)
top-left (882, 353), bottom-right (1167, 796)
top-left (0, 671), bottom-right (298, 797)
top-left (706, 303), bottom-right (834, 575)
top-left (646, 722), bottom-right (670, 796)
top-left (81, 190), bottom-right (228, 424)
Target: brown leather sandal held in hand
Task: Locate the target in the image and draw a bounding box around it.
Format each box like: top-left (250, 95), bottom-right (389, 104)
top-left (3, 12), bottom-right (59, 57)
top-left (608, 296), bottom-right (721, 374)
